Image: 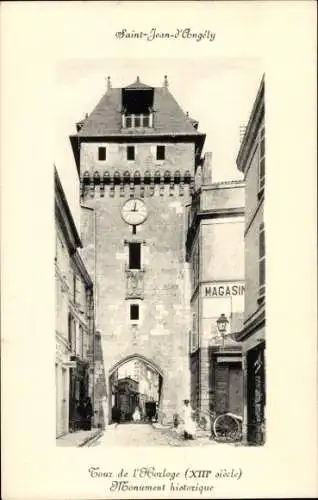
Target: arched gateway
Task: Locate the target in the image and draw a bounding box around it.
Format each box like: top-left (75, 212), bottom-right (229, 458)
top-left (109, 354), bottom-right (164, 378)
top-left (71, 77), bottom-right (205, 426)
top-left (108, 354), bottom-right (164, 424)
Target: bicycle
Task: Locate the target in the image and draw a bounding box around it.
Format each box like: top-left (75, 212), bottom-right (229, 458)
top-left (212, 412), bottom-right (242, 442)
top-left (194, 409), bottom-right (243, 442)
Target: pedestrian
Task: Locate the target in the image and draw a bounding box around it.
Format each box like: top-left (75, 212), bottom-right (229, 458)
top-left (82, 397), bottom-right (93, 430)
top-left (182, 399), bottom-right (196, 440)
top-left (112, 406), bottom-right (121, 427)
top-left (75, 399), bottom-right (83, 431)
top-left (173, 413), bottom-right (180, 428)
top-left (132, 406), bottom-right (141, 423)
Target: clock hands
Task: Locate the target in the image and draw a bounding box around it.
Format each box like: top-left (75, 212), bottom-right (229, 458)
top-left (130, 201), bottom-right (137, 212)
top-left (122, 199), bottom-right (147, 225)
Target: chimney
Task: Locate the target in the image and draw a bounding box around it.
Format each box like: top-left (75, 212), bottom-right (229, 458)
top-left (163, 75), bottom-right (169, 89)
top-left (75, 113), bottom-right (88, 132)
top-left (136, 76), bottom-right (141, 84)
top-left (107, 76), bottom-right (112, 90)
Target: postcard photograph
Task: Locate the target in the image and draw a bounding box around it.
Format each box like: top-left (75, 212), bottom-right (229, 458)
top-left (1, 2), bottom-right (317, 500)
top-left (54, 58), bottom-right (265, 450)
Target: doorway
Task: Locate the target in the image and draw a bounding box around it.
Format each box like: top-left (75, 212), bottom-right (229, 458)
top-left (214, 362), bottom-right (243, 416)
top-left (61, 367), bottom-right (68, 434)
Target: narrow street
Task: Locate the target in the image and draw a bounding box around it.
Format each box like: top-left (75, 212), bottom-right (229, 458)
top-left (86, 423), bottom-right (232, 447)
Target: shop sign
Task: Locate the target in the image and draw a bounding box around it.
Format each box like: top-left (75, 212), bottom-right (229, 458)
top-left (204, 284), bottom-right (245, 297)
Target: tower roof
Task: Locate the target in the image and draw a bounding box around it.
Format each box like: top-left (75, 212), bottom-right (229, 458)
top-left (125, 76), bottom-right (153, 90)
top-left (70, 78), bottom-right (206, 172)
top-left (74, 81), bottom-right (202, 137)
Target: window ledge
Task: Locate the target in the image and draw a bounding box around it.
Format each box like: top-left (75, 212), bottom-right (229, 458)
top-left (125, 266), bottom-right (145, 272)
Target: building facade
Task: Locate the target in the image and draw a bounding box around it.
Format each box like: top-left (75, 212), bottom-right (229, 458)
top-left (236, 76), bottom-right (266, 445)
top-left (186, 154), bottom-right (245, 426)
top-left (117, 377), bottom-right (139, 421)
top-left (70, 76), bottom-right (206, 425)
top-left (118, 359), bottom-right (159, 400)
top-left (55, 167), bottom-right (97, 436)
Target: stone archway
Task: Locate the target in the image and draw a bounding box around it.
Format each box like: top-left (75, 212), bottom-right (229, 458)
top-left (108, 353), bottom-right (164, 425)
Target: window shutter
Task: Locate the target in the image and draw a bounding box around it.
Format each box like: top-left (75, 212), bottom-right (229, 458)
top-left (259, 127), bottom-right (265, 192)
top-left (259, 224), bottom-right (266, 298)
top-left (192, 313), bottom-right (198, 352)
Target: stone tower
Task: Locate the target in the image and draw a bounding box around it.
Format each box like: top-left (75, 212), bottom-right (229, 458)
top-left (70, 76), bottom-right (206, 425)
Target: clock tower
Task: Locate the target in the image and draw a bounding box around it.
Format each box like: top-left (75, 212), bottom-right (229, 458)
top-left (70, 76), bottom-right (206, 425)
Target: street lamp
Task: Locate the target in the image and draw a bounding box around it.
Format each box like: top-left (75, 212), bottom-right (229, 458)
top-left (216, 313), bottom-right (229, 347)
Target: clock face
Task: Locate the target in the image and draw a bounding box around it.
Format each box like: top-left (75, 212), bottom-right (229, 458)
top-left (121, 198), bottom-right (148, 226)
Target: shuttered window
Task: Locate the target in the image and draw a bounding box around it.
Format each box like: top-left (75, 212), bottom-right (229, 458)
top-left (258, 127), bottom-right (265, 194)
top-left (259, 223), bottom-right (265, 299)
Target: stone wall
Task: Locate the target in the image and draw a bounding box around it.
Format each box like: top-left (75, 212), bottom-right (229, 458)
top-left (80, 141), bottom-right (196, 424)
top-left (80, 141), bottom-right (195, 178)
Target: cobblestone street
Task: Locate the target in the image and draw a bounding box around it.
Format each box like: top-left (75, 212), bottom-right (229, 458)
top-left (86, 423), bottom-right (235, 447)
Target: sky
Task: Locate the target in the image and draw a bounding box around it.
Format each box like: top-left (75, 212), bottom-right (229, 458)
top-left (53, 57), bottom-right (263, 226)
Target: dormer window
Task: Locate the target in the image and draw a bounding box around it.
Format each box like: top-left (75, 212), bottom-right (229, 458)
top-left (122, 79), bottom-right (154, 129)
top-left (123, 113), bottom-right (152, 129)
